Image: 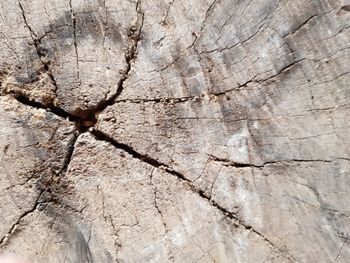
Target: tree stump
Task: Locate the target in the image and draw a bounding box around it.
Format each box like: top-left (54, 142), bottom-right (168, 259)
top-left (0, 0), bottom-right (350, 262)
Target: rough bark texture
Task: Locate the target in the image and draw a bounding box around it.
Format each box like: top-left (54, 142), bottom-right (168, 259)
top-left (0, 0), bottom-right (350, 262)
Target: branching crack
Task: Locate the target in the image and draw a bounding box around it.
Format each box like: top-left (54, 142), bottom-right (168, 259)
top-left (114, 58), bottom-right (303, 104)
top-left (89, 128), bottom-right (290, 255)
top-left (3, 88), bottom-right (98, 131)
top-left (8, 0), bottom-right (146, 131)
top-left (1, 2), bottom-right (342, 260)
top-left (89, 0), bottom-right (145, 116)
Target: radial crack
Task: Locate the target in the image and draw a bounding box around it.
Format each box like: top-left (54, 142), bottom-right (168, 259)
top-left (90, 0), bottom-right (145, 115)
top-left (89, 128), bottom-right (291, 255)
top-left (2, 94), bottom-right (98, 132)
top-left (37, 132), bottom-right (79, 205)
top-left (13, 0), bottom-right (146, 126)
top-left (90, 129), bottom-right (188, 181)
top-left (12, 94), bottom-right (78, 121)
top-left (60, 133), bottom-right (79, 176)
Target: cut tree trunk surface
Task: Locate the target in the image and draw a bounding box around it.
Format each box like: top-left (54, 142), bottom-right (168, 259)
top-left (0, 0), bottom-right (350, 262)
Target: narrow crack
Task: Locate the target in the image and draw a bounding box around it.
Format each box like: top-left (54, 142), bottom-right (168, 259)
top-left (18, 1), bottom-right (37, 39)
top-left (200, 0), bottom-right (220, 32)
top-left (208, 154), bottom-right (333, 169)
top-left (282, 7), bottom-right (336, 39)
top-left (335, 239), bottom-right (347, 262)
top-left (18, 0), bottom-right (59, 93)
top-left (115, 96), bottom-right (194, 104)
top-left (0, 191), bottom-right (43, 248)
top-left (149, 169), bottom-right (175, 262)
top-left (208, 154), bottom-right (262, 168)
top-left (195, 190), bottom-right (296, 261)
top-left (212, 58), bottom-right (305, 97)
top-left (196, 189), bottom-right (279, 249)
top-left (99, 186), bottom-right (122, 254)
top-left (69, 0), bottom-right (81, 85)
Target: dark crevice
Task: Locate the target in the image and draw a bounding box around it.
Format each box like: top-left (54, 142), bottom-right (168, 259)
top-left (37, 133), bottom-right (79, 205)
top-left (341, 5), bottom-right (350, 12)
top-left (11, 94), bottom-right (96, 132)
top-left (60, 133), bottom-right (79, 175)
top-left (14, 94), bottom-right (78, 121)
top-left (208, 154), bottom-right (262, 168)
top-left (90, 129), bottom-right (189, 182)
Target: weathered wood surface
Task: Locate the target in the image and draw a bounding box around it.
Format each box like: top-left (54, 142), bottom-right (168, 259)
top-left (0, 0), bottom-right (350, 262)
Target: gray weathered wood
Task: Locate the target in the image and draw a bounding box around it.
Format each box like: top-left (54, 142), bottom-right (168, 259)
top-left (0, 0), bottom-right (350, 262)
